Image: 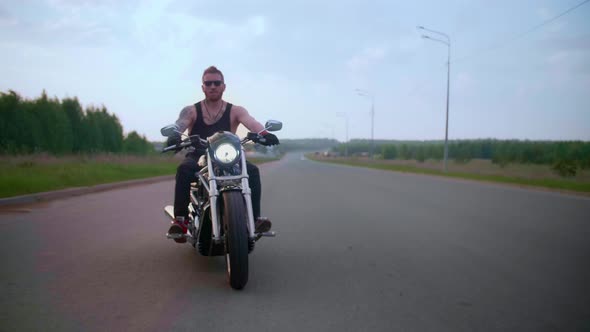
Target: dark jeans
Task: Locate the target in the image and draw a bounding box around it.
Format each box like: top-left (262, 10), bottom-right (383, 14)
top-left (174, 153), bottom-right (261, 220)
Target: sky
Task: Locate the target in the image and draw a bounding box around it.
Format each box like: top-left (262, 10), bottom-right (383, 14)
top-left (1, 0), bottom-right (589, 142)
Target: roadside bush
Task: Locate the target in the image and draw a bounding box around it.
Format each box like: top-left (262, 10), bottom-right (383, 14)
top-left (331, 139), bottom-right (590, 166)
top-left (399, 144), bottom-right (411, 160)
top-left (123, 131), bottom-right (154, 155)
top-left (552, 159), bottom-right (578, 177)
top-left (415, 146), bottom-right (426, 163)
top-left (381, 144), bottom-right (397, 160)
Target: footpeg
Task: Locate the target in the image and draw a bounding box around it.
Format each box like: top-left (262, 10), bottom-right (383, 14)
top-left (254, 231), bottom-right (276, 241)
top-left (166, 233), bottom-right (187, 240)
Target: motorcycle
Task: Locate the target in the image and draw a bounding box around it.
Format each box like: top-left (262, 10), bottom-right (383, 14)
top-left (160, 120), bottom-right (282, 290)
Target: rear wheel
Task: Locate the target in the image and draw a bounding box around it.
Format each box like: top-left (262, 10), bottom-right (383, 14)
top-left (222, 191), bottom-right (249, 290)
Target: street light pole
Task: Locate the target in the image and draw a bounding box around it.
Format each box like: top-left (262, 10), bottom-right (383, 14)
top-left (336, 112), bottom-right (349, 157)
top-left (444, 40), bottom-right (450, 173)
top-left (418, 26), bottom-right (451, 172)
top-left (355, 89), bottom-right (375, 159)
top-left (370, 96), bottom-right (374, 159)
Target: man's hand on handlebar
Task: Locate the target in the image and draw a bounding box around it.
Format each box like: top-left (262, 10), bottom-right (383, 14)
top-left (166, 132), bottom-right (182, 147)
top-left (247, 132), bottom-right (280, 146)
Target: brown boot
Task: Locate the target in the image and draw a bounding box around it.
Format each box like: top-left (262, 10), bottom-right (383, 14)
top-left (255, 217), bottom-right (272, 233)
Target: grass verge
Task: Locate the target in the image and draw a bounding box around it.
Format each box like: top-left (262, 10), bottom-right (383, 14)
top-left (0, 154), bottom-right (280, 198)
top-left (307, 155), bottom-right (590, 195)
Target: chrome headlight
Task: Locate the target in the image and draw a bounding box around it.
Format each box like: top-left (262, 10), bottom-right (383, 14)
top-left (214, 143), bottom-right (240, 165)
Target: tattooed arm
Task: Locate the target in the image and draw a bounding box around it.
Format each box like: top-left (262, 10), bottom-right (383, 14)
top-left (175, 105), bottom-right (197, 134)
top-left (232, 106), bottom-right (265, 133)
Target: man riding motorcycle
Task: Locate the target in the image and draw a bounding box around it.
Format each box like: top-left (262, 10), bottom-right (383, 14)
top-left (166, 65), bottom-right (279, 242)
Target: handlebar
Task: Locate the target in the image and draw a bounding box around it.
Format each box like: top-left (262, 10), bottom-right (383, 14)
top-left (162, 130), bottom-right (273, 153)
top-left (162, 134), bottom-right (207, 153)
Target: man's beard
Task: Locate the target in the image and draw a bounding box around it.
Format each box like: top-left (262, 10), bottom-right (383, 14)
top-left (206, 91), bottom-right (223, 102)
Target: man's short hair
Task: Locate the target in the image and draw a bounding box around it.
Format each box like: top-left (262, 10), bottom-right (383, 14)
top-left (202, 66), bottom-right (224, 82)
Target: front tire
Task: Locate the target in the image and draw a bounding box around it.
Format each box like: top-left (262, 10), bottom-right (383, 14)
top-left (222, 191), bottom-right (249, 290)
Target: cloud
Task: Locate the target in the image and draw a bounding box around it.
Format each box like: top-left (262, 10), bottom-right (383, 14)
top-left (541, 35), bottom-right (590, 77)
top-left (0, 5), bottom-right (9, 18)
top-left (309, 81), bottom-right (334, 97)
top-left (44, 11), bottom-right (110, 35)
top-left (248, 15), bottom-right (266, 36)
top-left (0, 0), bottom-right (118, 48)
top-left (546, 49), bottom-right (590, 75)
top-left (398, 33), bottom-right (422, 53)
top-left (346, 46), bottom-right (388, 72)
top-left (455, 72), bottom-right (476, 94)
top-left (514, 79), bottom-right (543, 99)
top-left (544, 34), bottom-right (590, 52)
top-left (0, 5), bottom-right (17, 26)
top-left (44, 17), bottom-right (114, 47)
top-left (534, 6), bottom-right (567, 33)
top-left (46, 0), bottom-right (122, 10)
top-left (346, 33), bottom-right (420, 74)
top-left (132, 3), bottom-right (268, 52)
top-left (536, 7), bottom-right (552, 20)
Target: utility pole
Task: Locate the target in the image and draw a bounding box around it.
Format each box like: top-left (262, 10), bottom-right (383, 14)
top-left (418, 26), bottom-right (451, 172)
top-left (336, 112), bottom-right (349, 157)
top-left (355, 89), bottom-right (375, 159)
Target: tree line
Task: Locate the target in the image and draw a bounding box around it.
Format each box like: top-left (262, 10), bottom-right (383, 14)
top-left (332, 139), bottom-right (590, 174)
top-left (0, 90), bottom-right (154, 155)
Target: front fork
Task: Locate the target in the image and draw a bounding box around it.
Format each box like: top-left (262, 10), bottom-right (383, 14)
top-left (241, 159), bottom-right (256, 239)
top-left (207, 150), bottom-right (255, 243)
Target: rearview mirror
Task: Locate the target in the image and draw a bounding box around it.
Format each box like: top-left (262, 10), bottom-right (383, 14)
top-left (264, 120), bottom-right (282, 132)
top-left (160, 124), bottom-right (179, 137)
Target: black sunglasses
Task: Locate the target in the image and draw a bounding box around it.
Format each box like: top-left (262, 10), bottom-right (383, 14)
top-left (203, 80), bottom-right (223, 87)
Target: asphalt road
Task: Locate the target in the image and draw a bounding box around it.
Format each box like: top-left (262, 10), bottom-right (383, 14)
top-left (1, 152), bottom-right (589, 332)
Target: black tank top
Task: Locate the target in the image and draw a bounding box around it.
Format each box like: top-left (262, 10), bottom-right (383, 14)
top-left (191, 101), bottom-right (233, 138)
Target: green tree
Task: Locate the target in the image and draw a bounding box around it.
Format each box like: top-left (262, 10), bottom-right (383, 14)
top-left (62, 97), bottom-right (85, 153)
top-left (0, 91), bottom-right (21, 152)
top-left (81, 107), bottom-right (105, 152)
top-left (427, 144), bottom-right (444, 160)
top-left (97, 107), bottom-right (124, 153)
top-left (399, 144), bottom-right (411, 160)
top-left (123, 131), bottom-right (153, 155)
top-left (31, 91), bottom-right (73, 154)
top-left (414, 145), bottom-right (426, 162)
top-left (381, 144), bottom-right (397, 160)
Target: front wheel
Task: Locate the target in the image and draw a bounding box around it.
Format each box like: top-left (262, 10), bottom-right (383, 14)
top-left (222, 191), bottom-right (249, 290)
